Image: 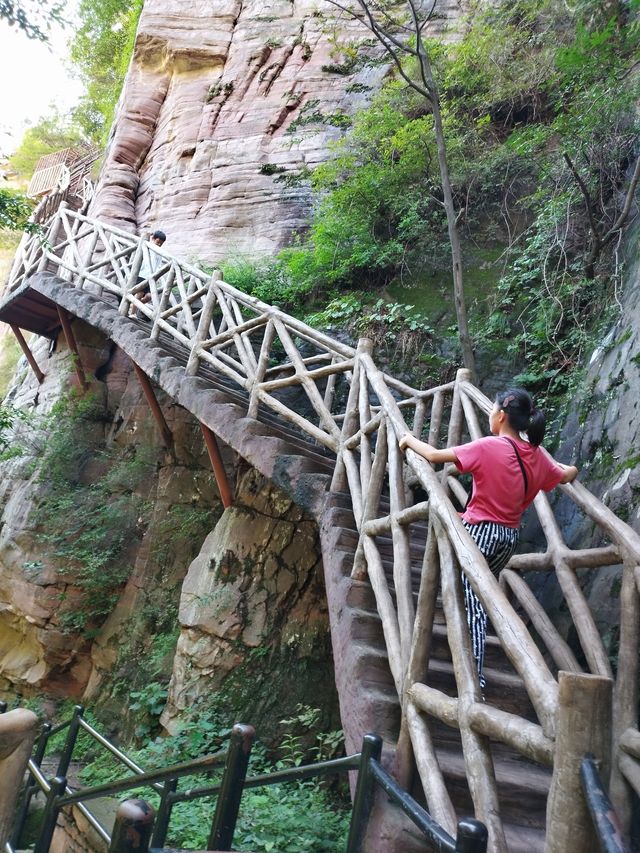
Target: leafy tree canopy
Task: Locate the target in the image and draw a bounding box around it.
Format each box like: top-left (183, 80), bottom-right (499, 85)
top-left (0, 188), bottom-right (35, 231)
top-left (285, 0), bottom-right (639, 405)
top-left (9, 111), bottom-right (85, 180)
top-left (69, 0), bottom-right (143, 141)
top-left (0, 0), bottom-right (64, 42)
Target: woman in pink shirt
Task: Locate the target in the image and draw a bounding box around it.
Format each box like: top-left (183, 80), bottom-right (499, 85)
top-left (400, 388), bottom-right (578, 688)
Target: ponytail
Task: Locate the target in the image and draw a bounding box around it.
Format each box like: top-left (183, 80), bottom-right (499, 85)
top-left (496, 388), bottom-right (546, 447)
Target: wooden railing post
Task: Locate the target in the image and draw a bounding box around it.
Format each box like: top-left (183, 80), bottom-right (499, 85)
top-left (331, 338), bottom-right (371, 494)
top-left (545, 672), bottom-right (613, 853)
top-left (120, 241), bottom-right (144, 316)
top-left (186, 270), bottom-right (221, 375)
top-left (0, 708), bottom-right (39, 849)
top-left (37, 202), bottom-right (68, 273)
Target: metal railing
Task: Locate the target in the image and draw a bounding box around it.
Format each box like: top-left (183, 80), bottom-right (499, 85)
top-left (580, 756), bottom-right (629, 853)
top-left (7, 706), bottom-right (487, 853)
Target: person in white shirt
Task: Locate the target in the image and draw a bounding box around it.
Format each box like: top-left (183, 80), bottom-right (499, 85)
top-left (131, 229), bottom-right (166, 316)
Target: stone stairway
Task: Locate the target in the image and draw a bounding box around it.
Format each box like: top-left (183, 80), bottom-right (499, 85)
top-left (125, 313), bottom-right (552, 850)
top-left (3, 250), bottom-right (633, 852)
top-left (321, 490), bottom-right (551, 852)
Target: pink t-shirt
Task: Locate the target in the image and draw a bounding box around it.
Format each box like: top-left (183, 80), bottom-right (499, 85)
top-left (452, 436), bottom-right (565, 528)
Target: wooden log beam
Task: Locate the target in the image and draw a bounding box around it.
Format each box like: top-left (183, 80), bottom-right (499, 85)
top-left (186, 271), bottom-right (221, 376)
top-left (131, 362), bottom-right (173, 450)
top-left (428, 389), bottom-right (445, 445)
top-left (405, 701), bottom-right (457, 834)
top-left (507, 545), bottom-right (620, 572)
top-left (467, 702), bottom-right (554, 766)
top-left (500, 569), bottom-right (582, 673)
top-left (618, 753), bottom-right (640, 798)
top-left (10, 326), bottom-right (45, 384)
top-left (201, 424), bottom-right (233, 509)
top-left (409, 682), bottom-right (555, 766)
top-left (396, 517), bottom-right (439, 791)
top-left (352, 420), bottom-right (388, 578)
top-left (545, 672), bottom-right (613, 853)
top-left (619, 728), bottom-right (640, 761)
top-left (56, 307), bottom-right (88, 390)
top-left (435, 519), bottom-right (508, 853)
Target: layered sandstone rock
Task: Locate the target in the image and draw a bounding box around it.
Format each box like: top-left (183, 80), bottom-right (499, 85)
top-left (0, 316), bottom-right (334, 734)
top-left (161, 463), bottom-right (334, 734)
top-left (0, 322), bottom-right (223, 699)
top-left (91, 0), bottom-right (461, 263)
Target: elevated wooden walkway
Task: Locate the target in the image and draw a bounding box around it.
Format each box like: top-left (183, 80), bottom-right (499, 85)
top-left (2, 207), bottom-right (639, 852)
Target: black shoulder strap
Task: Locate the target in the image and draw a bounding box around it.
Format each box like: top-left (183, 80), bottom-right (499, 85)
top-left (503, 437), bottom-right (529, 497)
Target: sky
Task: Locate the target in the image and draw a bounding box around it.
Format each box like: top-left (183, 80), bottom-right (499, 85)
top-left (0, 10), bottom-right (83, 157)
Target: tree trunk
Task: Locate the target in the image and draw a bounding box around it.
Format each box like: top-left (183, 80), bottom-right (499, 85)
top-left (419, 48), bottom-right (476, 379)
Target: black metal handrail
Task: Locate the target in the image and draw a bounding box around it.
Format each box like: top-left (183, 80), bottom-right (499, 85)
top-left (6, 705), bottom-right (252, 853)
top-left (580, 755), bottom-right (629, 853)
top-left (7, 704), bottom-right (488, 853)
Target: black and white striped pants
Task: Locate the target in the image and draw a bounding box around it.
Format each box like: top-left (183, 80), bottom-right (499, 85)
top-left (461, 521), bottom-right (519, 689)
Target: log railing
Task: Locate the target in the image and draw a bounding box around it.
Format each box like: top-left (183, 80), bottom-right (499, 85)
top-left (5, 206), bottom-right (640, 851)
top-left (0, 706), bottom-right (39, 849)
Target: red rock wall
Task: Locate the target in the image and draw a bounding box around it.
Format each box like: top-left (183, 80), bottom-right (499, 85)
top-left (90, 0), bottom-right (462, 263)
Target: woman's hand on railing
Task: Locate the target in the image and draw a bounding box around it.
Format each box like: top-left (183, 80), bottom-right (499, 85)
top-left (399, 432), bottom-right (458, 466)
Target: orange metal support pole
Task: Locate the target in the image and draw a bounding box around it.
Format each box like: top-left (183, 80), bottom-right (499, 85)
top-left (201, 424), bottom-right (233, 508)
top-left (56, 308), bottom-right (88, 390)
top-left (10, 325), bottom-right (45, 384)
top-left (131, 361), bottom-right (173, 449)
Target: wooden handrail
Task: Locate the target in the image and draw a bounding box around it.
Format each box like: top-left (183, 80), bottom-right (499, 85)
top-left (6, 205), bottom-right (640, 845)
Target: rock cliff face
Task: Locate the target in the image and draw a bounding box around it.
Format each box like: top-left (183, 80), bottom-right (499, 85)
top-left (90, 0), bottom-right (461, 262)
top-left (0, 320), bottom-right (335, 730)
top-left (557, 223), bottom-right (640, 539)
top-left (162, 463), bottom-right (334, 735)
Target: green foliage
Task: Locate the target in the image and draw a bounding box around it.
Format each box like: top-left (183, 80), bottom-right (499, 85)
top-left (286, 94), bottom-right (448, 290)
top-left (69, 0), bottom-right (144, 141)
top-left (128, 682), bottom-right (168, 738)
top-left (9, 111), bottom-right (84, 179)
top-left (308, 293), bottom-right (433, 350)
top-left (0, 189), bottom-right (35, 231)
top-left (222, 255), bottom-right (313, 311)
top-left (0, 0), bottom-right (65, 42)
top-left (0, 401), bottom-right (36, 463)
top-left (0, 333), bottom-right (22, 398)
top-left (284, 0), bottom-right (638, 417)
top-left (79, 700), bottom-right (349, 853)
top-left (34, 393), bottom-right (155, 636)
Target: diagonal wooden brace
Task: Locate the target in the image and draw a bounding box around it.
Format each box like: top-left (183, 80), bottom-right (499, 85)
top-left (56, 307), bottom-right (89, 390)
top-left (131, 361), bottom-right (173, 449)
top-left (201, 423), bottom-right (233, 508)
top-left (10, 325), bottom-right (45, 384)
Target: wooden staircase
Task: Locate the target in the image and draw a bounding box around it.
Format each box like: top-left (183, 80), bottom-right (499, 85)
top-left (323, 490), bottom-right (551, 851)
top-left (2, 206), bottom-right (640, 852)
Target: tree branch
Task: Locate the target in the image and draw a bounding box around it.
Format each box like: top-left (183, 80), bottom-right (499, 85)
top-left (563, 152), bottom-right (602, 243)
top-left (602, 154), bottom-right (640, 244)
top-left (326, 0), bottom-right (431, 98)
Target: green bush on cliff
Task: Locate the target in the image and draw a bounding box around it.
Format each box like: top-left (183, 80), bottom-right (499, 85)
top-left (282, 0), bottom-right (638, 412)
top-left (35, 392), bottom-right (155, 636)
